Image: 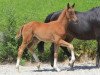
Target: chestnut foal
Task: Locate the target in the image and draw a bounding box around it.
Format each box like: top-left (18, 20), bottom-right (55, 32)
top-left (16, 3), bottom-right (77, 71)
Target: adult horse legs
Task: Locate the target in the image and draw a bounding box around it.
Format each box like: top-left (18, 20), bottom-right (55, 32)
top-left (50, 43), bottom-right (54, 67)
top-left (37, 41), bottom-right (44, 53)
top-left (96, 39), bottom-right (100, 67)
top-left (16, 42), bottom-right (27, 69)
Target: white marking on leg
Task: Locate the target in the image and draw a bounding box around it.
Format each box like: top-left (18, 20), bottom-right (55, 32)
top-left (59, 40), bottom-right (75, 68)
top-left (68, 44), bottom-right (75, 65)
top-left (53, 58), bottom-right (60, 72)
top-left (16, 58), bottom-right (20, 69)
top-left (70, 50), bottom-right (75, 64)
top-left (33, 53), bottom-right (39, 62)
top-left (54, 58), bottom-right (57, 68)
top-left (32, 53), bottom-right (40, 70)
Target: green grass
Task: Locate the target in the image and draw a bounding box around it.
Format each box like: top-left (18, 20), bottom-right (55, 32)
top-left (0, 0), bottom-right (100, 62)
top-left (0, 0), bottom-right (100, 30)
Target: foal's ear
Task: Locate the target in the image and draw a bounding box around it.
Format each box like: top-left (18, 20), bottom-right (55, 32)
top-left (67, 3), bottom-right (70, 9)
top-left (72, 3), bottom-right (75, 8)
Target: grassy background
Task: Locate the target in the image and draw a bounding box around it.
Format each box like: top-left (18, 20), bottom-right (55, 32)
top-left (0, 0), bottom-right (100, 63)
top-left (0, 0), bottom-right (100, 30)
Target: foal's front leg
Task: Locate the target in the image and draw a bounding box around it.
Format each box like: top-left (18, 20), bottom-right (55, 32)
top-left (58, 39), bottom-right (75, 68)
top-left (53, 44), bottom-right (61, 72)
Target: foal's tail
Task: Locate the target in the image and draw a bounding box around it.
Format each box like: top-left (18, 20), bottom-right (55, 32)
top-left (15, 26), bottom-right (24, 40)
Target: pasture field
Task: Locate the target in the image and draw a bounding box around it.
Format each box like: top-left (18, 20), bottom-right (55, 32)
top-left (0, 0), bottom-right (100, 30)
top-left (0, 0), bottom-right (100, 63)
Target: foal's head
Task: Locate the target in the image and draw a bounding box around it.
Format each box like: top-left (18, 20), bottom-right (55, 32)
top-left (66, 3), bottom-right (77, 22)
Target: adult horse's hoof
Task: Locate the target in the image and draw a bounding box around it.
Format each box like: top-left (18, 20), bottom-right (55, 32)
top-left (96, 64), bottom-right (100, 68)
top-left (51, 63), bottom-right (54, 67)
top-left (50, 60), bottom-right (54, 67)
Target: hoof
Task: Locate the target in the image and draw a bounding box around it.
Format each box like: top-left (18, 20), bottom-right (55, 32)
top-left (37, 65), bottom-right (40, 70)
top-left (54, 67), bottom-right (61, 72)
top-left (16, 65), bottom-right (19, 71)
top-left (50, 61), bottom-right (54, 67)
top-left (96, 64), bottom-right (100, 68)
top-left (69, 63), bottom-right (74, 68)
top-left (16, 65), bottom-right (19, 69)
top-left (51, 63), bottom-right (54, 67)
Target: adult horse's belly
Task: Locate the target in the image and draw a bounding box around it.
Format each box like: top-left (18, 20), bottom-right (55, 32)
top-left (69, 28), bottom-right (96, 40)
top-left (69, 27), bottom-right (95, 40)
top-left (75, 33), bottom-right (96, 40)
top-left (68, 23), bottom-right (96, 40)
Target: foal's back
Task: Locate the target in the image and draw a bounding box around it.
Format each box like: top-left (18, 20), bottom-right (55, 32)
top-left (23, 20), bottom-right (65, 33)
top-left (24, 21), bottom-right (65, 41)
top-left (21, 19), bottom-right (66, 43)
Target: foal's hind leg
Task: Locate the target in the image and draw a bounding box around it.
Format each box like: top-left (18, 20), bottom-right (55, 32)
top-left (58, 39), bottom-right (75, 68)
top-left (27, 46), bottom-right (41, 70)
top-left (27, 38), bottom-right (41, 70)
top-left (16, 42), bottom-right (27, 69)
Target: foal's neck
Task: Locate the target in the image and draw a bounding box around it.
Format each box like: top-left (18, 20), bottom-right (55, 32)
top-left (57, 8), bottom-right (69, 27)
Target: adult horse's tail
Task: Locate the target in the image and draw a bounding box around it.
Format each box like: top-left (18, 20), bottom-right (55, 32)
top-left (15, 26), bottom-right (24, 40)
